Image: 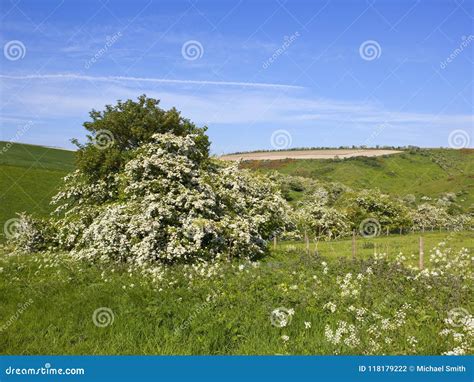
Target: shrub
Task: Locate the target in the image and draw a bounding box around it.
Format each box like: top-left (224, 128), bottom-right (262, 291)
top-left (346, 189), bottom-right (412, 233)
top-left (292, 203), bottom-right (350, 240)
top-left (8, 213), bottom-right (53, 252)
top-left (40, 101), bottom-right (290, 265)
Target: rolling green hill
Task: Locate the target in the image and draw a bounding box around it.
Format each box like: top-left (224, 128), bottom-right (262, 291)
top-left (241, 149), bottom-right (474, 212)
top-left (0, 142), bottom-right (75, 240)
top-left (1, 144), bottom-right (472, 242)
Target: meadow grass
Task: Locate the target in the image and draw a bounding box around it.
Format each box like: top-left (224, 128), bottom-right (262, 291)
top-left (0, 231), bottom-right (471, 355)
top-left (278, 231), bottom-right (474, 268)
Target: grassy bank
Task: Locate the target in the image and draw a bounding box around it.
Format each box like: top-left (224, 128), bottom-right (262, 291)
top-left (0, 142), bottom-right (74, 241)
top-left (1, 230), bottom-right (471, 355)
top-left (242, 149), bottom-right (474, 212)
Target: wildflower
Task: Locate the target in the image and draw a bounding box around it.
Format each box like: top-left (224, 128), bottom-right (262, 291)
top-left (407, 336), bottom-right (418, 347)
top-left (443, 347), bottom-right (466, 356)
top-left (304, 321), bottom-right (311, 329)
top-left (281, 335), bottom-right (290, 342)
top-left (323, 301), bottom-right (337, 313)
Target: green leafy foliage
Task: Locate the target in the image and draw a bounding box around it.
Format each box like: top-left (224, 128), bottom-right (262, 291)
top-left (74, 95), bottom-right (210, 180)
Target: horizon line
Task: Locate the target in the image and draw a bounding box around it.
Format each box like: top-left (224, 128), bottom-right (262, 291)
top-left (1, 140), bottom-right (470, 154)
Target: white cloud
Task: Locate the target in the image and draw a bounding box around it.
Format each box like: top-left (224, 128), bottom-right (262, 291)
top-left (0, 73), bottom-right (472, 145)
top-left (0, 74), bottom-right (303, 90)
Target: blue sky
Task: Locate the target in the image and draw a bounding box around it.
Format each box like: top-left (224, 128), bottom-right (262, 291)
top-left (0, 0), bottom-right (472, 153)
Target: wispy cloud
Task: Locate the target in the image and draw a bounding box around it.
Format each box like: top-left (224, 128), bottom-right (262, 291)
top-left (0, 73), bottom-right (304, 90)
top-left (0, 72), bottom-right (471, 151)
top-left (1, 74), bottom-right (471, 128)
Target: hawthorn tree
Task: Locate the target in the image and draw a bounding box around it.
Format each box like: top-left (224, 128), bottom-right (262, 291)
top-left (72, 95), bottom-right (210, 180)
top-left (13, 96), bottom-right (289, 264)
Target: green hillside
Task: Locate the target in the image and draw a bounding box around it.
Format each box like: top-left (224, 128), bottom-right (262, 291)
top-left (241, 148), bottom-right (474, 212)
top-left (1, 144), bottom-right (472, 242)
top-left (0, 142), bottom-right (75, 240)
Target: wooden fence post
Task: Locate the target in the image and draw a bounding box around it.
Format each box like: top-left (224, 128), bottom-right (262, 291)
top-left (304, 230), bottom-right (309, 254)
top-left (419, 236), bottom-right (424, 270)
top-left (352, 230), bottom-right (356, 260)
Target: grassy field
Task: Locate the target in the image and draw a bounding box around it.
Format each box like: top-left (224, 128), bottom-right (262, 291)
top-left (0, 142), bottom-right (74, 241)
top-left (241, 149), bottom-right (474, 212)
top-left (220, 149), bottom-right (402, 161)
top-left (0, 143), bottom-right (472, 356)
top-left (0, 230), bottom-right (471, 355)
top-left (278, 231), bottom-right (474, 265)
